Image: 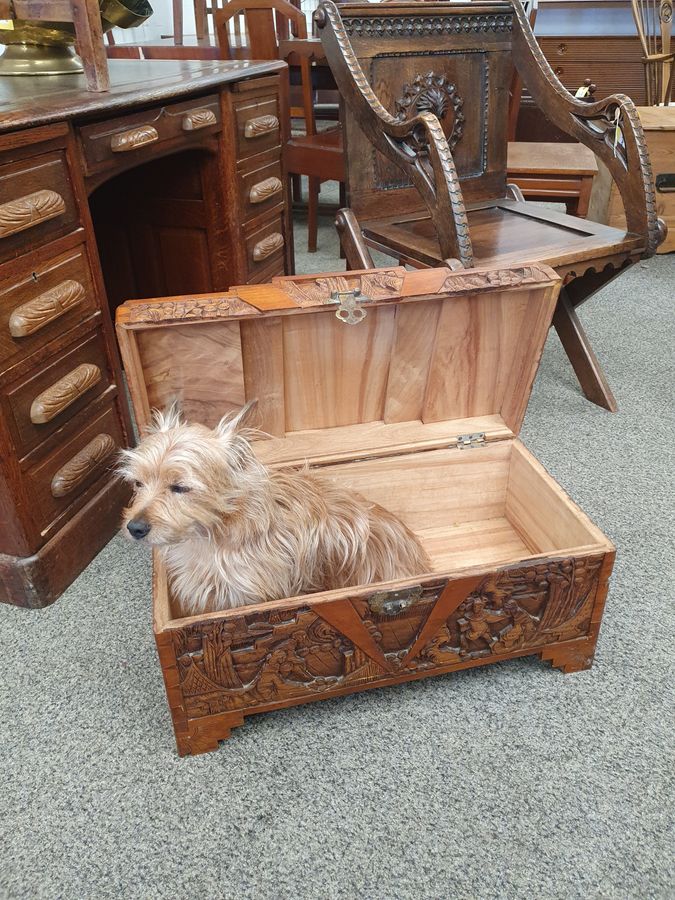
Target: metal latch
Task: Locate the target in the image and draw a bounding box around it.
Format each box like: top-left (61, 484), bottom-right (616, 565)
top-left (329, 289), bottom-right (369, 325)
top-left (456, 432), bottom-right (486, 449)
top-left (368, 585), bottom-right (423, 616)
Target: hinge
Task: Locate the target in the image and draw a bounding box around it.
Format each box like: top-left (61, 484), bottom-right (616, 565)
top-left (328, 289), bottom-right (369, 325)
top-left (456, 432), bottom-right (486, 449)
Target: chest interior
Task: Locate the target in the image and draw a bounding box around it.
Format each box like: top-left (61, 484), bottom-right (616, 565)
top-left (116, 264), bottom-right (612, 624)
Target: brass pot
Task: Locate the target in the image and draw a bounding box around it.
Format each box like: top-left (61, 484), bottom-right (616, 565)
top-left (0, 0), bottom-right (153, 76)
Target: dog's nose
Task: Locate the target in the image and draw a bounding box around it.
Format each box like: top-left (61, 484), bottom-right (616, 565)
top-left (127, 519), bottom-right (151, 540)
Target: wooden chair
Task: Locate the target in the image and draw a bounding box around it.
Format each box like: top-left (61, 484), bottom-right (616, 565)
top-left (632, 0), bottom-right (674, 105)
top-left (316, 0), bottom-right (666, 412)
top-left (215, 0), bottom-right (345, 252)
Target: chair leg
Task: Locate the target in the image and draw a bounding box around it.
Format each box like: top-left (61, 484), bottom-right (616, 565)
top-left (552, 291), bottom-right (618, 412)
top-left (307, 177), bottom-right (320, 253)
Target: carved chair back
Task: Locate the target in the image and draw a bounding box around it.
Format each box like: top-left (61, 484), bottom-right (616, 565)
top-left (327, 2), bottom-right (513, 225)
top-left (631, 0), bottom-right (674, 105)
top-left (215, 0), bottom-right (308, 62)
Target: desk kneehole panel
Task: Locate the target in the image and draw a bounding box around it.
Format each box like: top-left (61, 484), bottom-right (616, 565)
top-left (23, 402), bottom-right (124, 540)
top-left (0, 151), bottom-right (80, 264)
top-left (4, 330), bottom-right (112, 455)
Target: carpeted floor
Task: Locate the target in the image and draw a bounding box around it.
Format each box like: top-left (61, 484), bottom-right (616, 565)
top-left (1, 200), bottom-right (674, 900)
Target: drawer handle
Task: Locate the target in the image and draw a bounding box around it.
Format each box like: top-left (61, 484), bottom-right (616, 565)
top-left (110, 126), bottom-right (159, 153)
top-left (0, 190), bottom-right (66, 239)
top-left (182, 108), bottom-right (217, 131)
top-left (51, 433), bottom-right (116, 498)
top-left (244, 115), bottom-right (279, 139)
top-left (30, 363), bottom-right (102, 424)
top-left (249, 176), bottom-right (282, 204)
top-left (9, 279), bottom-right (85, 338)
top-left (252, 232), bottom-right (284, 262)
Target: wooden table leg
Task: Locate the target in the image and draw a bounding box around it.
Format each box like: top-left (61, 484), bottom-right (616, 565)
top-left (552, 291), bottom-right (618, 412)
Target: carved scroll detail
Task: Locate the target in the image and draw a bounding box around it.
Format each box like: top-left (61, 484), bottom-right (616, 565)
top-left (341, 13), bottom-right (513, 38)
top-left (125, 295), bottom-right (260, 324)
top-left (30, 363), bottom-right (102, 424)
top-left (9, 280), bottom-right (85, 338)
top-left (249, 177), bottom-right (283, 204)
top-left (252, 232), bottom-right (284, 262)
top-left (51, 433), bottom-right (116, 498)
top-left (439, 265), bottom-right (555, 294)
top-left (0, 190), bottom-right (66, 239)
top-left (244, 115), bottom-right (279, 139)
top-left (110, 126), bottom-right (159, 153)
top-left (182, 108), bottom-right (218, 131)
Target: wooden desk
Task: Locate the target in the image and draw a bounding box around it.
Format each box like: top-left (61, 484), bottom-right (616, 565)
top-left (507, 142), bottom-right (598, 216)
top-left (0, 59), bottom-right (291, 608)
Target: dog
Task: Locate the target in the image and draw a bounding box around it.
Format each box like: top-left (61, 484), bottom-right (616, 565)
top-left (119, 401), bottom-right (432, 616)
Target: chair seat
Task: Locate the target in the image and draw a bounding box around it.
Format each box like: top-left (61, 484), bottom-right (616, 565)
top-left (361, 200), bottom-right (644, 270)
top-left (284, 127), bottom-right (345, 181)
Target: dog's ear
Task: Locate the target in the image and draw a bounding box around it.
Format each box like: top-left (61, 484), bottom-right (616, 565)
top-left (150, 400), bottom-right (183, 433)
top-left (215, 399), bottom-right (258, 437)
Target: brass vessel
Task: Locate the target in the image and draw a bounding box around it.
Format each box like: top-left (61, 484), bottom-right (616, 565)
top-left (0, 0), bottom-right (153, 76)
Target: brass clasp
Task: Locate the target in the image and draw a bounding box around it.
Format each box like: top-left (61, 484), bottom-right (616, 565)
top-left (329, 289), bottom-right (368, 325)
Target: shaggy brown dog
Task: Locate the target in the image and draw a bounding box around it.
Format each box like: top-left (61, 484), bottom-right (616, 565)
top-left (119, 402), bottom-right (431, 615)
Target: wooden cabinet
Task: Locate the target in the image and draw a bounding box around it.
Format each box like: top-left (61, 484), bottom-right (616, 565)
top-left (517, 0), bottom-right (645, 142)
top-left (0, 60), bottom-right (291, 609)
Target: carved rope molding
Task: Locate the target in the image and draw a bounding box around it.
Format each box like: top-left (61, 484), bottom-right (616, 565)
top-left (9, 280), bottom-right (85, 338)
top-left (244, 115), bottom-right (279, 139)
top-left (252, 232), bottom-right (284, 262)
top-left (30, 363), bottom-right (102, 424)
top-left (249, 177), bottom-right (283, 204)
top-left (51, 433), bottom-right (116, 498)
top-left (315, 1), bottom-right (473, 266)
top-left (182, 109), bottom-right (218, 131)
top-left (110, 125), bottom-right (159, 153)
top-left (0, 190), bottom-right (66, 239)
top-left (510, 1), bottom-right (661, 255)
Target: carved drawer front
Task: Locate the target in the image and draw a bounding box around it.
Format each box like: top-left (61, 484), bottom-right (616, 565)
top-left (0, 245), bottom-right (98, 367)
top-left (245, 213), bottom-right (285, 280)
top-left (78, 94), bottom-right (221, 177)
top-left (0, 151), bottom-right (80, 265)
top-left (24, 403), bottom-right (124, 541)
top-left (239, 158), bottom-right (283, 224)
top-left (5, 330), bottom-right (112, 456)
top-left (234, 94), bottom-right (281, 160)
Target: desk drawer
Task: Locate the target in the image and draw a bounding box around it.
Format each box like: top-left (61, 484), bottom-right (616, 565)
top-left (234, 94), bottom-right (281, 161)
top-left (24, 402), bottom-right (124, 540)
top-left (239, 158), bottom-right (283, 223)
top-left (245, 214), bottom-right (285, 281)
top-left (0, 152), bottom-right (79, 264)
top-left (78, 94), bottom-right (221, 176)
top-left (4, 330), bottom-right (113, 456)
top-left (0, 244), bottom-right (98, 368)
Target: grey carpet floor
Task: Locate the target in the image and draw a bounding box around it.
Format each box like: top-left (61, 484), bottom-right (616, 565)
top-left (1, 203), bottom-right (674, 900)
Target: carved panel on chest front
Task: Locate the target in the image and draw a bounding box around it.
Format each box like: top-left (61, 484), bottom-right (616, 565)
top-left (172, 555), bottom-right (604, 720)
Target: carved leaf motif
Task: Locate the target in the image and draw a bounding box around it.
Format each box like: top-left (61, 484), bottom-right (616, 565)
top-left (182, 108), bottom-right (218, 131)
top-left (249, 177), bottom-right (283, 204)
top-left (395, 72), bottom-right (465, 151)
top-left (51, 433), bottom-right (116, 498)
top-left (252, 232), bottom-right (284, 262)
top-left (244, 115), bottom-right (279, 139)
top-left (30, 363), bottom-right (102, 424)
top-left (125, 295), bottom-right (260, 324)
top-left (9, 280), bottom-right (85, 338)
top-left (0, 190), bottom-right (66, 239)
top-left (110, 126), bottom-right (159, 153)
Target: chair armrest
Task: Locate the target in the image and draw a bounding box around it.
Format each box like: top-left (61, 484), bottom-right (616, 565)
top-left (511, 2), bottom-right (664, 255)
top-left (315, 0), bottom-right (473, 267)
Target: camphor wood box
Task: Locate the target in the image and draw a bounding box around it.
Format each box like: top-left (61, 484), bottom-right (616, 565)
top-left (116, 263), bottom-right (615, 756)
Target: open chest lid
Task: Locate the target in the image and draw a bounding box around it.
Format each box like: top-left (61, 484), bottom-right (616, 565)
top-left (116, 263), bottom-right (560, 467)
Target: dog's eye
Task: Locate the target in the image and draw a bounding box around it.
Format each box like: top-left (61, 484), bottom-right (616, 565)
top-left (134, 481), bottom-right (143, 489)
top-left (170, 484), bottom-right (191, 494)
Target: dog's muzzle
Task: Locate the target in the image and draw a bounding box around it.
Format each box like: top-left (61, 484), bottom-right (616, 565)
top-left (127, 519), bottom-right (151, 540)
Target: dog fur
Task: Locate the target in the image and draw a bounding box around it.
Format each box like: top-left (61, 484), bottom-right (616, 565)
top-left (119, 403), bottom-right (432, 616)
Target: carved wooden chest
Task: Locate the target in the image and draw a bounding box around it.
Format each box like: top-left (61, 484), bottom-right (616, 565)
top-left (116, 263), bottom-right (615, 756)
